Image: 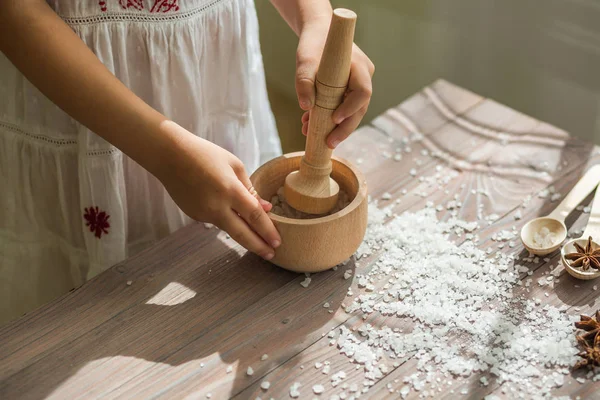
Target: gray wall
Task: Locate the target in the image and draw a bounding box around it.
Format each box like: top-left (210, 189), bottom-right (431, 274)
top-left (256, 0), bottom-right (600, 144)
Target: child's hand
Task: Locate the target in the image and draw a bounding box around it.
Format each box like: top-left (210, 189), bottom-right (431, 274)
top-left (1, 0), bottom-right (282, 260)
top-left (296, 27), bottom-right (374, 149)
top-left (158, 124), bottom-right (281, 260)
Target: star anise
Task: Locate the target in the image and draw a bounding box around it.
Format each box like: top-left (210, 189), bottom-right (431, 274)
top-left (575, 310), bottom-right (600, 346)
top-left (574, 334), bottom-right (600, 370)
top-left (565, 236), bottom-right (600, 271)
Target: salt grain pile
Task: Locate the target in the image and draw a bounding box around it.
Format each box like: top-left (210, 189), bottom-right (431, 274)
top-left (328, 203), bottom-right (585, 399)
top-left (270, 187), bottom-right (351, 219)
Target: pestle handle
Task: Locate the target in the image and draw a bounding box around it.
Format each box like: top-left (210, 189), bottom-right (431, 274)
top-left (301, 9), bottom-right (356, 176)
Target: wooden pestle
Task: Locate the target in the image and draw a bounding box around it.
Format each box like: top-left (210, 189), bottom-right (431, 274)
top-left (284, 8), bottom-right (357, 215)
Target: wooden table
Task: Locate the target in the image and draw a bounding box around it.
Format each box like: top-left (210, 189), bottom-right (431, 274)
top-left (1, 80), bottom-right (599, 399)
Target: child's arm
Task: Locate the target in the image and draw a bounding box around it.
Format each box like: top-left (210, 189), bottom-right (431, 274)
top-left (0, 0), bottom-right (281, 259)
top-left (1, 0), bottom-right (168, 176)
top-left (270, 0), bottom-right (374, 149)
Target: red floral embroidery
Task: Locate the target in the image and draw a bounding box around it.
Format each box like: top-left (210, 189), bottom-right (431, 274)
top-left (151, 0), bottom-right (179, 12)
top-left (120, 0), bottom-right (144, 10)
top-left (98, 0), bottom-right (179, 13)
top-left (84, 206), bottom-right (111, 238)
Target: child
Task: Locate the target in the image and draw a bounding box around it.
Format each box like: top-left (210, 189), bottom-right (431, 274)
top-left (0, 0), bottom-right (373, 324)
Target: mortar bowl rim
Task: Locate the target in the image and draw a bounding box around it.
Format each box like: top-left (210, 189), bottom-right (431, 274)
top-left (251, 151), bottom-right (367, 225)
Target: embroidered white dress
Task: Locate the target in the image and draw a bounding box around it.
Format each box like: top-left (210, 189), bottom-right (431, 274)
top-left (0, 0), bottom-right (281, 324)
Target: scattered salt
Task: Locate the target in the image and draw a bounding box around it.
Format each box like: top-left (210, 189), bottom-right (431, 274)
top-left (400, 386), bottom-right (410, 398)
top-left (550, 193), bottom-right (562, 202)
top-left (261, 354), bottom-right (269, 361)
top-left (331, 371), bottom-right (347, 387)
top-left (260, 381), bottom-right (271, 390)
top-left (300, 277), bottom-right (311, 288)
top-left (312, 384), bottom-right (325, 394)
top-left (289, 382), bottom-right (301, 398)
top-left (246, 367), bottom-right (254, 376)
top-left (334, 203), bottom-right (579, 397)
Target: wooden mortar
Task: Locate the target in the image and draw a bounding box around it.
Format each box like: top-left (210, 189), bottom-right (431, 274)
top-left (250, 9), bottom-right (368, 272)
top-left (250, 8), bottom-right (368, 273)
top-left (250, 152), bottom-right (367, 273)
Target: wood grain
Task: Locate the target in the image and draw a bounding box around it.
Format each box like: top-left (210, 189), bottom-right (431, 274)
top-left (1, 80), bottom-right (599, 399)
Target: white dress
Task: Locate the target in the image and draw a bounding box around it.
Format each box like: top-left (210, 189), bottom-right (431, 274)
top-left (0, 0), bottom-right (282, 324)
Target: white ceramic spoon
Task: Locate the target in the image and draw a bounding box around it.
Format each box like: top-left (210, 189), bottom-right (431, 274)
top-left (561, 183), bottom-right (600, 280)
top-left (521, 165), bottom-right (600, 256)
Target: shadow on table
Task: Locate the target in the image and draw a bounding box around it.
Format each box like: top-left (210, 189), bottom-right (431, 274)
top-left (0, 225), bottom-right (355, 399)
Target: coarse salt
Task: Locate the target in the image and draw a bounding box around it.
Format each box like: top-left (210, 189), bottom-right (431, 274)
top-left (333, 203), bottom-right (579, 398)
top-left (289, 382), bottom-right (301, 398)
top-left (532, 226), bottom-right (558, 249)
top-left (300, 277), bottom-right (311, 288)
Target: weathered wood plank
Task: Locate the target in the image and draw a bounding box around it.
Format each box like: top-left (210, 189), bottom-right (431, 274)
top-left (0, 225), bottom-right (222, 375)
top-left (371, 79), bottom-right (484, 139)
top-left (359, 102), bottom-right (600, 397)
top-left (233, 101), bottom-right (600, 399)
top-left (366, 161), bottom-right (600, 399)
top-left (233, 156), bottom-right (597, 399)
top-left (0, 260), bottom-right (301, 398)
top-left (1, 80), bottom-right (599, 400)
